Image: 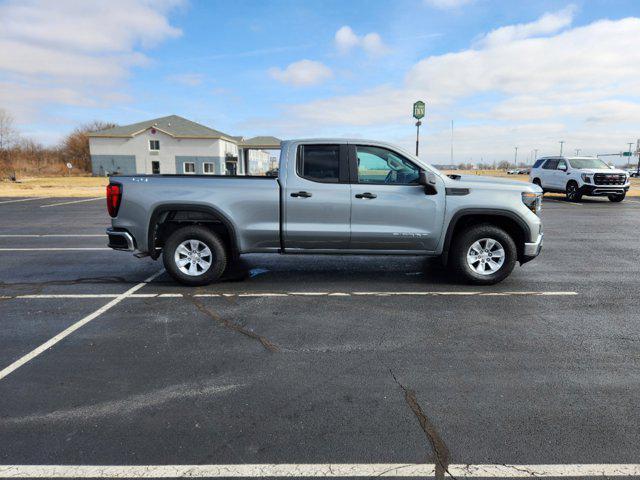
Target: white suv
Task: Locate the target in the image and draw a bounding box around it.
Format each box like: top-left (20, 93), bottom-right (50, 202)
top-left (529, 156), bottom-right (630, 202)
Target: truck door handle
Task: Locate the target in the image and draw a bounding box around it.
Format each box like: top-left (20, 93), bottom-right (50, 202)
top-left (355, 192), bottom-right (377, 199)
top-left (291, 191), bottom-right (312, 198)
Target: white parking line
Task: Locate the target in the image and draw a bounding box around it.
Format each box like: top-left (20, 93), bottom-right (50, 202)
top-left (4, 291), bottom-right (578, 299)
top-left (40, 197), bottom-right (102, 208)
top-left (0, 463), bottom-right (638, 478)
top-left (0, 196), bottom-right (49, 205)
top-left (0, 234), bottom-right (105, 237)
top-left (0, 269), bottom-right (163, 382)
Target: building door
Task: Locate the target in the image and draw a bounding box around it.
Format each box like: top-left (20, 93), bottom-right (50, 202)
top-left (151, 161), bottom-right (160, 174)
top-left (225, 160), bottom-right (237, 176)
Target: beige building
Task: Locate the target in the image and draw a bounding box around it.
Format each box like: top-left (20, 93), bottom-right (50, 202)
top-left (88, 115), bottom-right (280, 176)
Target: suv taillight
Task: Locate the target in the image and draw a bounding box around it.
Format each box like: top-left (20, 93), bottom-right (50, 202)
top-left (106, 183), bottom-right (122, 218)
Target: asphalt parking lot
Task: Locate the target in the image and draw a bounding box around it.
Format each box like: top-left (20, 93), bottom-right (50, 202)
top-left (0, 195), bottom-right (639, 479)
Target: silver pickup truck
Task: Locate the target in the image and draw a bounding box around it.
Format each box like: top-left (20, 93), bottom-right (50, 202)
top-left (106, 139), bottom-right (543, 285)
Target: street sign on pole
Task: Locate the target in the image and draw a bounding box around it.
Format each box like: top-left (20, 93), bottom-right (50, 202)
top-left (413, 101), bottom-right (426, 156)
top-left (413, 101), bottom-right (425, 120)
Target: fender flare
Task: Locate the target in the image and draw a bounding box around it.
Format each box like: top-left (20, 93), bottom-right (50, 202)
top-left (147, 203), bottom-right (240, 259)
top-left (441, 208), bottom-right (532, 264)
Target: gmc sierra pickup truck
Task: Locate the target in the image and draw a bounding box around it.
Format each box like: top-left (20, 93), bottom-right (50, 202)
top-left (106, 139), bottom-right (543, 285)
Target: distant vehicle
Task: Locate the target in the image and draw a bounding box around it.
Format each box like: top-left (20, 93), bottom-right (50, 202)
top-left (517, 168), bottom-right (530, 175)
top-left (506, 169), bottom-right (519, 175)
top-left (628, 169), bottom-right (639, 178)
top-left (106, 139), bottom-right (543, 286)
top-left (529, 156), bottom-right (630, 202)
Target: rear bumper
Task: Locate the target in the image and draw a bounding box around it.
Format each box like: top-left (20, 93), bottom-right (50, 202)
top-left (521, 232), bottom-right (543, 264)
top-left (106, 228), bottom-right (135, 251)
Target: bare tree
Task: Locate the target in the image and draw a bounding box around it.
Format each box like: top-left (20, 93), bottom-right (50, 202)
top-left (60, 120), bottom-right (116, 171)
top-left (0, 108), bottom-right (19, 150)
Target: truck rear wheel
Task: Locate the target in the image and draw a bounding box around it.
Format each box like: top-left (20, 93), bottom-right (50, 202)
top-left (449, 224), bottom-right (516, 285)
top-left (163, 225), bottom-right (227, 286)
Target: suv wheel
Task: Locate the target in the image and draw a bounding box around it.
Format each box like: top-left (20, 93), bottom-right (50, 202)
top-left (450, 224), bottom-right (517, 285)
top-left (608, 192), bottom-right (626, 202)
top-left (163, 225), bottom-right (228, 286)
top-left (565, 181), bottom-right (582, 202)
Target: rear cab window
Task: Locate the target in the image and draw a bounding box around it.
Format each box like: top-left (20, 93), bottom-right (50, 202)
top-left (532, 159), bottom-right (545, 168)
top-left (542, 159), bottom-right (559, 170)
top-left (297, 144), bottom-right (348, 183)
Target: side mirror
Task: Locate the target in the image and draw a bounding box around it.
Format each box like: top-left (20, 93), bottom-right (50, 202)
top-left (419, 169), bottom-right (438, 195)
top-left (558, 165), bottom-right (567, 172)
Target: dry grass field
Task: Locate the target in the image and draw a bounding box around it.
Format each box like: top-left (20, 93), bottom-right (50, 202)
top-left (1, 171), bottom-right (638, 198)
top-left (0, 176), bottom-right (108, 198)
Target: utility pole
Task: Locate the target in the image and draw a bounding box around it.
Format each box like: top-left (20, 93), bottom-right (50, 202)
top-left (627, 142), bottom-right (634, 169)
top-left (559, 140), bottom-right (565, 156)
top-left (450, 120), bottom-right (454, 164)
top-left (514, 146), bottom-right (518, 166)
top-left (636, 139), bottom-right (640, 176)
top-left (574, 148), bottom-right (581, 155)
top-left (534, 149), bottom-right (538, 161)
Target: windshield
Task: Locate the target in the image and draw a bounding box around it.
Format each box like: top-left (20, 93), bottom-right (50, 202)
top-left (568, 158), bottom-right (610, 169)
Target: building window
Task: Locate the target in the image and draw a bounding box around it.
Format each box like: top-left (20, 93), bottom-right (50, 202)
top-left (203, 162), bottom-right (215, 174)
top-left (149, 140), bottom-right (160, 151)
top-left (183, 162), bottom-right (195, 174)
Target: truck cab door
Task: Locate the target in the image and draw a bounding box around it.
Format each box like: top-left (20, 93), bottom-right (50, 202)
top-left (283, 144), bottom-right (351, 250)
top-left (540, 158), bottom-right (559, 189)
top-left (348, 144), bottom-right (445, 252)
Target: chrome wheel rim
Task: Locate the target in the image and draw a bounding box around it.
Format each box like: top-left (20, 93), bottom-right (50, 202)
top-left (567, 184), bottom-right (578, 200)
top-left (466, 238), bottom-right (505, 275)
top-left (174, 239), bottom-right (213, 276)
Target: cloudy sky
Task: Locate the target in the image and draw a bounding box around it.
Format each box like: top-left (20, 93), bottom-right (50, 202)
top-left (1, 0), bottom-right (639, 163)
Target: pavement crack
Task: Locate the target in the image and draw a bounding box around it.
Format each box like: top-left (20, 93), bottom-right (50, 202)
top-left (390, 369), bottom-right (455, 480)
top-left (187, 295), bottom-right (279, 352)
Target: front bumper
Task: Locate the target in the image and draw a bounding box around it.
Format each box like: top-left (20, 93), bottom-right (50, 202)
top-left (581, 184), bottom-right (629, 196)
top-left (106, 228), bottom-right (135, 251)
top-left (521, 232), bottom-right (543, 264)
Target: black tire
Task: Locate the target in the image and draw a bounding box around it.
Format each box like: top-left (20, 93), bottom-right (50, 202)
top-left (608, 192), bottom-right (626, 202)
top-left (565, 181), bottom-right (582, 202)
top-left (449, 224), bottom-right (517, 285)
top-left (162, 225), bottom-right (227, 286)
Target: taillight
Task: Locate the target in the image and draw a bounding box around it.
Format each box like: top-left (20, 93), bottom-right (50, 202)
top-left (106, 183), bottom-right (122, 218)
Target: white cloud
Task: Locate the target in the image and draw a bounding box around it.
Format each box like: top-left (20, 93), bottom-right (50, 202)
top-left (0, 0), bottom-right (183, 122)
top-left (479, 4), bottom-right (576, 46)
top-left (269, 60), bottom-right (333, 86)
top-left (423, 0), bottom-right (475, 10)
top-left (259, 11), bottom-right (640, 161)
top-left (167, 73), bottom-right (205, 86)
top-left (334, 26), bottom-right (390, 56)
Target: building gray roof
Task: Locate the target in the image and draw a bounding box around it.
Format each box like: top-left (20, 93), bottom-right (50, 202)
top-left (238, 136), bottom-right (281, 148)
top-left (88, 115), bottom-right (236, 140)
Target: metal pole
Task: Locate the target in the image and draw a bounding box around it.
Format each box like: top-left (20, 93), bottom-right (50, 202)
top-left (415, 120), bottom-right (421, 156)
top-left (627, 142), bottom-right (633, 169)
top-left (514, 146), bottom-right (518, 166)
top-left (534, 149), bottom-right (538, 161)
top-left (450, 120), bottom-right (454, 164)
top-left (559, 140), bottom-right (565, 156)
top-left (574, 148), bottom-right (581, 155)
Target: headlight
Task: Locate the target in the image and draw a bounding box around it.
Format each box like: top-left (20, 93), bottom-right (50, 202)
top-left (581, 173), bottom-right (591, 183)
top-left (522, 192), bottom-right (542, 215)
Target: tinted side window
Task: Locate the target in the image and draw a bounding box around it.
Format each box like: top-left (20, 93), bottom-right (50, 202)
top-left (532, 159), bottom-right (545, 168)
top-left (542, 159), bottom-right (559, 170)
top-left (298, 145), bottom-right (341, 183)
top-left (557, 159), bottom-right (567, 170)
top-left (356, 145), bottom-right (419, 184)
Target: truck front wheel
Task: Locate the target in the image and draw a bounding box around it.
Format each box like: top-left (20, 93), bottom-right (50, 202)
top-left (449, 224), bottom-right (517, 285)
top-left (163, 225), bottom-right (228, 286)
